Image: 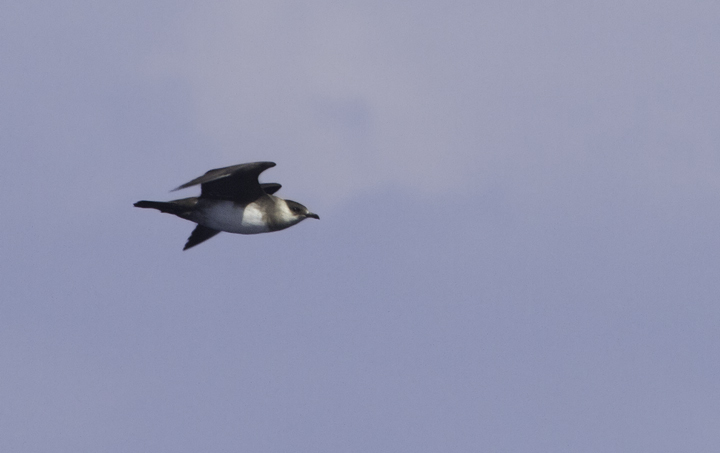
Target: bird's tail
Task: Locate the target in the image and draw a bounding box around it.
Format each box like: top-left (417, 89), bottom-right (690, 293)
top-left (134, 198), bottom-right (197, 217)
top-left (133, 200), bottom-right (181, 214)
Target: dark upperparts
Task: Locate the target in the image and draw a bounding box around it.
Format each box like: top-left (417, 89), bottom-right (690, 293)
top-left (173, 161), bottom-right (277, 204)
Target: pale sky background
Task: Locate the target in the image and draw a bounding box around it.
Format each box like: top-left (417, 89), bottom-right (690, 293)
top-left (2, 1), bottom-right (720, 451)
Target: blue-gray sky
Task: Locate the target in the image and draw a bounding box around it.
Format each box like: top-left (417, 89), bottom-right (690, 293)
top-left (2, 1), bottom-right (719, 451)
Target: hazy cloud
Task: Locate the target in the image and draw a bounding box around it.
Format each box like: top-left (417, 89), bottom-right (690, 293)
top-left (143, 1), bottom-right (720, 205)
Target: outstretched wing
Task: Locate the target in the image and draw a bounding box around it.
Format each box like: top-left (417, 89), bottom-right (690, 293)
top-left (260, 182), bottom-right (281, 195)
top-left (184, 224), bottom-right (221, 250)
top-left (173, 161), bottom-right (276, 203)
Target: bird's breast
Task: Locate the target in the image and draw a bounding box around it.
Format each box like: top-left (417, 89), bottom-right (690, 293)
top-left (196, 201), bottom-right (270, 234)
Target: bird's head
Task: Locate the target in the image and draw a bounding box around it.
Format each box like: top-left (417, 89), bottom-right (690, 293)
top-left (284, 199), bottom-right (320, 221)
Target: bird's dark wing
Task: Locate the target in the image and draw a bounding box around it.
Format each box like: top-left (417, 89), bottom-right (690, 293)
top-left (184, 224), bottom-right (221, 250)
top-left (172, 162), bottom-right (276, 203)
top-left (260, 183), bottom-right (281, 195)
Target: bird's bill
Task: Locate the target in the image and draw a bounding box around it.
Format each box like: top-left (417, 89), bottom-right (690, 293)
top-left (305, 212), bottom-right (320, 220)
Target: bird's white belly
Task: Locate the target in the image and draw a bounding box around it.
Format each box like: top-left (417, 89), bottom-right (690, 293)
top-left (200, 201), bottom-right (270, 234)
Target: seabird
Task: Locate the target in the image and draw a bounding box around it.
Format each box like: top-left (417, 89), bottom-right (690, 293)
top-left (134, 161), bottom-right (319, 250)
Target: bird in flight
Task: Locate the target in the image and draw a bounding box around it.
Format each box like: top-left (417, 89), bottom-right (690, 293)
top-left (134, 161), bottom-right (319, 250)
